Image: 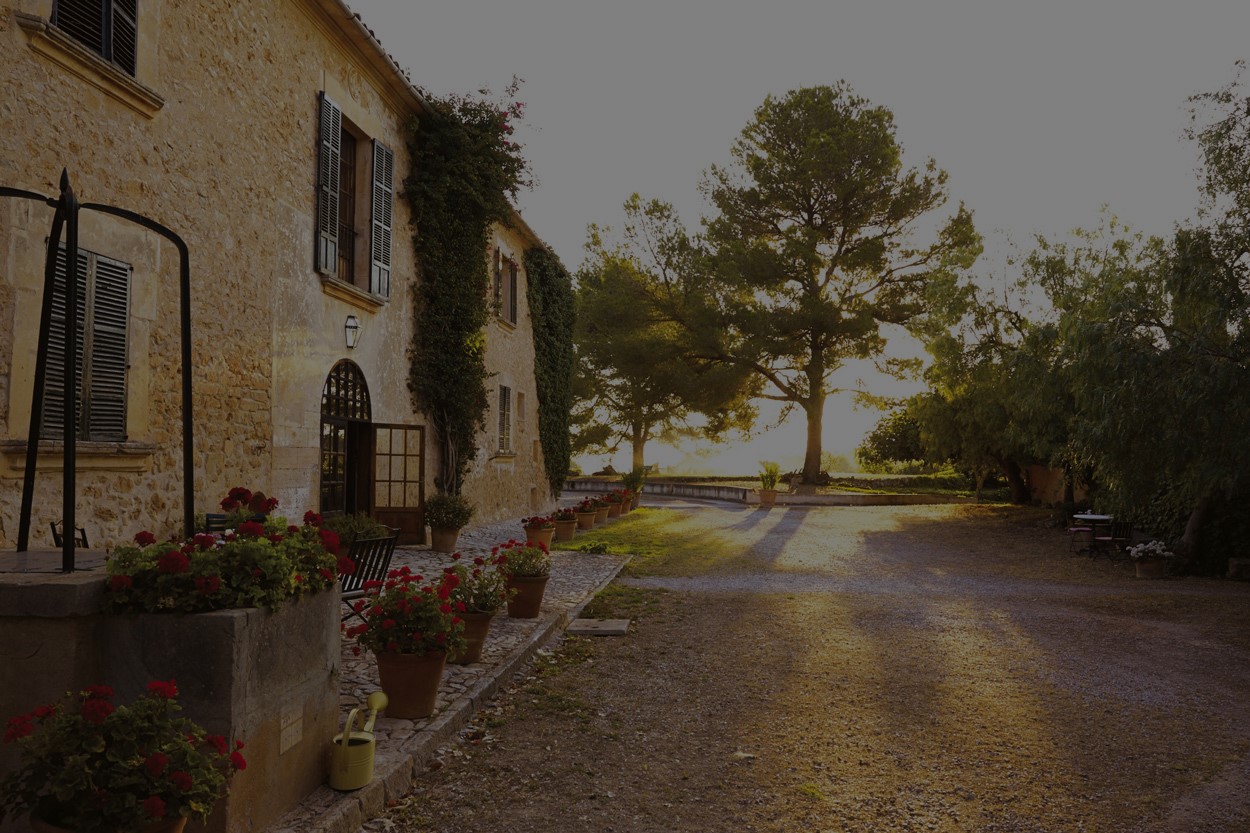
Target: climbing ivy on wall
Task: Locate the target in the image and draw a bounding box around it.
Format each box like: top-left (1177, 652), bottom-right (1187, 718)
top-left (523, 247), bottom-right (576, 497)
top-left (405, 83), bottom-right (531, 494)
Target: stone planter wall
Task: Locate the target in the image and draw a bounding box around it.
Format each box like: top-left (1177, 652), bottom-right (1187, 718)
top-left (0, 573), bottom-right (340, 833)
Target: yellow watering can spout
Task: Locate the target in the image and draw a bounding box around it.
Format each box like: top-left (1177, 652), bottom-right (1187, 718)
top-left (329, 692), bottom-right (385, 791)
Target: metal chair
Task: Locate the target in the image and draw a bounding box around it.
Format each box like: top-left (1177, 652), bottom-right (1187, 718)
top-left (1091, 521), bottom-right (1133, 560)
top-left (1067, 512), bottom-right (1093, 554)
top-left (203, 513), bottom-right (265, 533)
top-left (340, 529), bottom-right (400, 622)
top-left (50, 520), bottom-right (89, 548)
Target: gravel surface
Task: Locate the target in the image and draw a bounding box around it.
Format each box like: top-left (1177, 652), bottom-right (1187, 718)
top-left (372, 503), bottom-right (1250, 833)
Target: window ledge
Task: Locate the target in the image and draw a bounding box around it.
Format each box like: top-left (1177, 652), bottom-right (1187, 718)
top-left (494, 316), bottom-right (518, 331)
top-left (15, 12), bottom-right (164, 120)
top-left (320, 275), bottom-right (386, 312)
top-left (0, 439), bottom-right (157, 475)
top-left (491, 450), bottom-right (516, 462)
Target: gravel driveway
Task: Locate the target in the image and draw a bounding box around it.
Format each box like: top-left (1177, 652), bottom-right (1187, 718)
top-left (378, 502), bottom-right (1250, 833)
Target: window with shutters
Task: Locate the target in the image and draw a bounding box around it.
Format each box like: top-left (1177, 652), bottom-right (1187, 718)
top-left (41, 245), bottom-right (131, 442)
top-left (316, 92), bottom-right (393, 299)
top-left (497, 385), bottom-right (513, 455)
top-left (51, 0), bottom-right (138, 76)
top-left (492, 249), bottom-right (518, 326)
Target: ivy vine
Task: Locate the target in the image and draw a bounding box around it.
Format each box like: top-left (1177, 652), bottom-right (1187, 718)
top-left (524, 247), bottom-right (576, 497)
top-left (405, 83), bottom-right (531, 494)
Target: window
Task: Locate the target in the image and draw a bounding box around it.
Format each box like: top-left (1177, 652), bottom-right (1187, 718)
top-left (317, 93), bottom-right (393, 297)
top-left (517, 391), bottom-right (526, 432)
top-left (52, 0), bottom-right (137, 75)
top-left (497, 385), bottom-right (512, 454)
top-left (42, 245), bottom-right (131, 441)
top-left (492, 249), bottom-right (518, 325)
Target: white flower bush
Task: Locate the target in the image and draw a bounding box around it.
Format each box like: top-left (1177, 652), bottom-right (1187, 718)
top-left (1127, 540), bottom-right (1174, 560)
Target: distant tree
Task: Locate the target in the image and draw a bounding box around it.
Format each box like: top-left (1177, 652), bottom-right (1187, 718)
top-left (573, 209), bottom-right (758, 469)
top-left (681, 84), bottom-right (981, 483)
top-left (855, 410), bottom-right (926, 472)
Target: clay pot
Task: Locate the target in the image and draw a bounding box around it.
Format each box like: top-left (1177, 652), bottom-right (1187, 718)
top-left (758, 489), bottom-right (777, 508)
top-left (606, 502), bottom-right (623, 518)
top-left (523, 525), bottom-right (554, 548)
top-left (505, 574), bottom-right (549, 619)
top-left (575, 511), bottom-right (596, 530)
top-left (429, 527), bottom-right (460, 552)
top-left (374, 651), bottom-right (447, 718)
top-left (593, 505), bottom-right (610, 524)
top-left (1134, 557), bottom-right (1169, 579)
top-left (449, 612), bottom-right (494, 665)
top-left (554, 519), bottom-right (578, 542)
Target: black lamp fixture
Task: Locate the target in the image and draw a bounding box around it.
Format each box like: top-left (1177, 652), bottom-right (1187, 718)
top-left (344, 314), bottom-right (361, 349)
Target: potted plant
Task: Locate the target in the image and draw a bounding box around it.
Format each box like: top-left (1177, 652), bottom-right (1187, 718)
top-left (494, 539), bottom-right (553, 619)
top-left (552, 507), bottom-right (579, 542)
top-left (1128, 539), bottom-right (1175, 579)
top-left (520, 514), bottom-right (556, 548)
top-left (621, 467), bottom-right (646, 509)
top-left (0, 681), bottom-right (246, 833)
top-left (758, 461), bottom-right (781, 508)
top-left (602, 490), bottom-right (625, 518)
top-left (574, 498), bottom-right (598, 530)
top-left (592, 496), bottom-right (611, 525)
top-left (443, 554), bottom-right (510, 665)
top-left (344, 566), bottom-right (466, 718)
top-left (424, 493), bottom-right (475, 552)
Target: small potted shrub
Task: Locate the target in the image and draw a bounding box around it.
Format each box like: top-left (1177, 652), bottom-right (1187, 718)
top-left (520, 514), bottom-right (556, 548)
top-left (1127, 539), bottom-right (1175, 579)
top-left (602, 490), bottom-right (625, 518)
top-left (620, 467), bottom-right (646, 509)
top-left (424, 493), bottom-right (475, 552)
top-left (344, 566), bottom-right (466, 718)
top-left (494, 539), bottom-right (553, 619)
top-left (0, 681), bottom-right (246, 833)
top-left (444, 554), bottom-right (510, 665)
top-left (552, 507), bottom-right (579, 542)
top-left (758, 461), bottom-right (781, 508)
top-left (591, 496), bottom-right (611, 525)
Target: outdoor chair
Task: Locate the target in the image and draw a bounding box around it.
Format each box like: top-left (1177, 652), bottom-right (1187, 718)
top-left (1067, 513), bottom-right (1093, 554)
top-left (1090, 521), bottom-right (1133, 560)
top-left (340, 528), bottom-right (400, 622)
top-left (50, 520), bottom-right (88, 548)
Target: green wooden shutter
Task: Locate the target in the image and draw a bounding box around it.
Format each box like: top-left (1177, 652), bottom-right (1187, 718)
top-left (317, 93), bottom-right (342, 276)
top-left (508, 260), bottom-right (518, 323)
top-left (85, 254), bottom-right (130, 440)
top-left (110, 0), bottom-right (137, 74)
top-left (370, 140), bottom-right (393, 297)
top-left (42, 248), bottom-right (88, 439)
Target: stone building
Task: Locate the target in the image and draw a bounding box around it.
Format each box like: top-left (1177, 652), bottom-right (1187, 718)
top-left (0, 0), bottom-right (554, 548)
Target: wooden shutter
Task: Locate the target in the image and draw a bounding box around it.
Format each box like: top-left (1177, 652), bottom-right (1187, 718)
top-left (370, 140), bottom-right (393, 297)
top-left (51, 0), bottom-right (136, 75)
top-left (110, 0), bottom-right (137, 74)
top-left (316, 93), bottom-right (342, 276)
top-left (52, 0), bottom-right (105, 57)
top-left (493, 248), bottom-right (502, 308)
top-left (498, 385), bottom-right (512, 453)
top-left (507, 260), bottom-right (518, 323)
top-left (41, 248), bottom-right (88, 439)
top-left (85, 254), bottom-right (130, 439)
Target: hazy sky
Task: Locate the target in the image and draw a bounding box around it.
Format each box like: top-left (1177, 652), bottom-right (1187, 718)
top-left (348, 0), bottom-right (1250, 472)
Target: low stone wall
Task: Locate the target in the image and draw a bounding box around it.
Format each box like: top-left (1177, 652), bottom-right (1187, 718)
top-left (0, 570), bottom-right (339, 833)
top-left (563, 478), bottom-right (973, 507)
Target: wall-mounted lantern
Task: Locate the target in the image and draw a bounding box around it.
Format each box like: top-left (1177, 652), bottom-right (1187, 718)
top-left (344, 315), bottom-right (361, 349)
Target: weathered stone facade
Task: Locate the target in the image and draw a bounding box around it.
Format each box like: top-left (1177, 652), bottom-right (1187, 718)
top-left (0, 0), bottom-right (550, 547)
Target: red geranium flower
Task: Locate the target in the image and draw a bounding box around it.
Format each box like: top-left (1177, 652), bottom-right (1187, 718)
top-left (147, 679), bottom-right (178, 700)
top-left (194, 575), bottom-right (222, 595)
top-left (169, 770), bottom-right (194, 792)
top-left (318, 528), bottom-right (341, 555)
top-left (108, 574), bottom-right (133, 591)
top-left (303, 510), bottom-right (322, 527)
top-left (229, 750), bottom-right (247, 771)
top-left (206, 734), bottom-right (228, 755)
top-left (134, 530), bottom-right (157, 546)
top-left (337, 556), bottom-right (357, 576)
top-left (3, 714), bottom-right (33, 743)
top-left (142, 796), bottom-right (166, 819)
top-left (81, 698), bottom-right (114, 726)
top-left (238, 521), bottom-right (266, 538)
top-left (157, 550), bottom-right (190, 575)
top-left (144, 751), bottom-right (169, 777)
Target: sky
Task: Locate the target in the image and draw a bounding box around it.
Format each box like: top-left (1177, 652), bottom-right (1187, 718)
top-left (349, 0), bottom-right (1250, 475)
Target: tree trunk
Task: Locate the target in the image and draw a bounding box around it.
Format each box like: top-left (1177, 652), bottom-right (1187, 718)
top-left (1175, 494), bottom-right (1211, 567)
top-left (974, 470), bottom-right (986, 503)
top-left (630, 424), bottom-right (646, 472)
top-left (801, 397), bottom-right (826, 483)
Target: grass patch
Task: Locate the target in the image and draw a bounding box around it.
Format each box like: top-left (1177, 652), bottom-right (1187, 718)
top-left (581, 583), bottom-right (669, 620)
top-left (569, 509), bottom-right (757, 577)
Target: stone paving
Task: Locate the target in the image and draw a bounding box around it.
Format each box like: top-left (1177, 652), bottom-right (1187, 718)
top-left (267, 515), bottom-right (630, 833)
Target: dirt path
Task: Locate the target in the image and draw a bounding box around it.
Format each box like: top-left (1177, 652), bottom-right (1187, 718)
top-left (373, 504), bottom-right (1250, 833)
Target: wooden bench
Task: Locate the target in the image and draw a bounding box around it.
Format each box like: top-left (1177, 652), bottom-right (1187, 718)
top-left (339, 529), bottom-right (400, 622)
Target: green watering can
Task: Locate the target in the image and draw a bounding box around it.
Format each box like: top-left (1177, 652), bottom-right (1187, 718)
top-left (329, 691), bottom-right (388, 791)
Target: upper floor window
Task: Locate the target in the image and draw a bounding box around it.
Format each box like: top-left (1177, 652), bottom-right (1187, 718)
top-left (42, 245), bottom-right (131, 441)
top-left (317, 93), bottom-right (393, 298)
top-left (493, 249), bottom-right (518, 325)
top-left (52, 0), bottom-right (137, 76)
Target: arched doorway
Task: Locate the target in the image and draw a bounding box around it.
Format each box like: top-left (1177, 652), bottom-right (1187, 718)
top-left (319, 359), bottom-right (427, 542)
top-left (320, 359), bottom-right (371, 514)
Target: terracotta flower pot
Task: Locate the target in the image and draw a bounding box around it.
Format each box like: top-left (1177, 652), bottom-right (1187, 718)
top-left (575, 511), bottom-right (596, 530)
top-left (554, 518), bottom-right (578, 541)
top-left (505, 574), bottom-right (549, 618)
top-left (449, 612), bottom-right (495, 665)
top-left (374, 650), bottom-right (447, 718)
top-left (1134, 557), bottom-right (1169, 579)
top-left (593, 505), bottom-right (610, 524)
top-left (606, 502), bottom-right (623, 518)
top-left (523, 525), bottom-right (554, 548)
top-left (758, 489), bottom-right (777, 508)
top-left (429, 527), bottom-right (460, 553)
